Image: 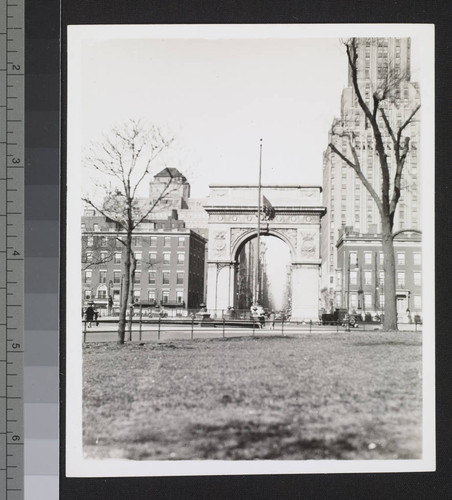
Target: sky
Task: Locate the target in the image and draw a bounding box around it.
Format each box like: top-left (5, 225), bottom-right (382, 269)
top-left (72, 33), bottom-right (348, 197)
top-left (68, 25), bottom-right (428, 197)
top-left (69, 26), bottom-right (424, 198)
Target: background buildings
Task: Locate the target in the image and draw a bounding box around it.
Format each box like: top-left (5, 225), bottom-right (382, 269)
top-left (320, 38), bottom-right (422, 319)
top-left (81, 169), bottom-right (207, 316)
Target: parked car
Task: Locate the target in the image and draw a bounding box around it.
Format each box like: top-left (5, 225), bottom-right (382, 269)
top-left (343, 313), bottom-right (359, 328)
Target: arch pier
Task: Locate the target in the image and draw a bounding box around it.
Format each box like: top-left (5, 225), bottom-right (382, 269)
top-left (203, 184), bottom-right (326, 322)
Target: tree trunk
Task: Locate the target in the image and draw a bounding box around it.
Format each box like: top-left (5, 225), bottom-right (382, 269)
top-left (117, 233), bottom-right (132, 343)
top-left (381, 217), bottom-right (398, 331)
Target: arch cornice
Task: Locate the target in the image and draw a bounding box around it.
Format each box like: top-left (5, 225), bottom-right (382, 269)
top-left (204, 205), bottom-right (326, 216)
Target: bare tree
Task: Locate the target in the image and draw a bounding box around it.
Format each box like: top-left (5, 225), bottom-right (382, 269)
top-left (328, 38), bottom-right (420, 331)
top-left (82, 119), bottom-right (176, 343)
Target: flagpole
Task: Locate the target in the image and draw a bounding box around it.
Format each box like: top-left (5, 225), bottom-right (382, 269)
top-left (255, 139), bottom-right (263, 305)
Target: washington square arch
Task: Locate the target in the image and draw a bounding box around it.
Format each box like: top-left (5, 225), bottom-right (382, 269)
top-left (204, 184), bottom-right (326, 322)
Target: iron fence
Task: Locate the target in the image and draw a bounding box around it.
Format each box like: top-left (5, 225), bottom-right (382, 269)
top-left (82, 316), bottom-right (422, 344)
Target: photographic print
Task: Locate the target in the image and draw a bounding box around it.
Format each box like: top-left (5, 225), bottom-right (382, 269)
top-left (66, 24), bottom-right (435, 476)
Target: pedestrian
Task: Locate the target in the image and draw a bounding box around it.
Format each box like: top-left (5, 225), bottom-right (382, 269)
top-left (269, 311), bottom-right (276, 330)
top-left (85, 304), bottom-right (95, 327)
top-left (94, 309), bottom-right (99, 327)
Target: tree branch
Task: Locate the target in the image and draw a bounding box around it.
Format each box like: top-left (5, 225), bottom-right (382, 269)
top-left (81, 197), bottom-right (128, 232)
top-left (328, 141), bottom-right (383, 215)
top-left (132, 176), bottom-right (175, 230)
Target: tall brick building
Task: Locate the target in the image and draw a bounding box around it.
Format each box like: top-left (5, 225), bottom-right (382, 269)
top-left (321, 38), bottom-right (422, 319)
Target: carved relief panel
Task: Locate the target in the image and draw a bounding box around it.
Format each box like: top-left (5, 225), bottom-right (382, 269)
top-left (300, 231), bottom-right (317, 259)
top-left (213, 230), bottom-right (227, 258)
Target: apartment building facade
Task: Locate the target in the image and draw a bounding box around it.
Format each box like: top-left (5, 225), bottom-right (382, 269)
top-left (335, 228), bottom-right (422, 322)
top-left (81, 211), bottom-right (206, 316)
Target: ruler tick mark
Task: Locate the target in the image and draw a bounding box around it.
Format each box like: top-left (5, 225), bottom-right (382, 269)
top-left (5, 3), bottom-right (25, 493)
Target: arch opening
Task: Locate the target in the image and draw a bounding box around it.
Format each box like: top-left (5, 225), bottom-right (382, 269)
top-left (234, 234), bottom-right (292, 314)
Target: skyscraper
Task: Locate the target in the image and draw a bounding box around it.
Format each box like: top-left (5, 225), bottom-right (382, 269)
top-left (321, 38), bottom-right (421, 313)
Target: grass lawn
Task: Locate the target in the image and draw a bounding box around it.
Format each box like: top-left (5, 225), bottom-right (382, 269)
top-left (83, 331), bottom-right (423, 461)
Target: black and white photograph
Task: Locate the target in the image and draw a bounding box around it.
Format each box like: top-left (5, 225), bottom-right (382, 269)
top-left (66, 24), bottom-right (435, 477)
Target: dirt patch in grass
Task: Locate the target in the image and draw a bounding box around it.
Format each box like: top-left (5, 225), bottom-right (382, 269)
top-left (83, 332), bottom-right (423, 460)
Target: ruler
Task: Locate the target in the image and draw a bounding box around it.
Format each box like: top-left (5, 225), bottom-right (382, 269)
top-left (1, 0), bottom-right (24, 498)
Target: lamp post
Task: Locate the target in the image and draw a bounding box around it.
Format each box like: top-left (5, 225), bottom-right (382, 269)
top-left (406, 290), bottom-right (411, 323)
top-left (120, 274), bottom-right (124, 311)
top-left (108, 280), bottom-right (113, 316)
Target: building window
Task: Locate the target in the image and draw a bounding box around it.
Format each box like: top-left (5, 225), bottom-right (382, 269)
top-left (163, 252), bottom-right (171, 264)
top-left (364, 252), bottom-right (372, 265)
top-left (397, 252), bottom-right (405, 265)
top-left (364, 294), bottom-right (372, 308)
top-left (176, 291), bottom-right (184, 304)
top-left (100, 251), bottom-right (108, 262)
top-left (134, 251), bottom-right (142, 262)
top-left (113, 290), bottom-right (120, 301)
top-left (81, 223), bottom-right (86, 231)
top-left (164, 236), bottom-right (171, 247)
top-left (380, 294), bottom-right (385, 307)
top-left (162, 291), bottom-right (169, 304)
top-left (84, 290), bottom-right (92, 300)
top-left (162, 272), bottom-right (170, 285)
top-left (379, 271), bottom-right (384, 285)
top-left (379, 252), bottom-right (384, 265)
top-left (86, 252), bottom-right (92, 263)
top-left (93, 223), bottom-right (99, 232)
top-left (133, 290), bottom-right (140, 301)
top-left (177, 253), bottom-right (185, 264)
top-left (177, 272), bottom-right (184, 285)
top-left (350, 293), bottom-right (357, 308)
top-left (134, 236), bottom-right (142, 246)
top-left (397, 272), bottom-right (405, 288)
top-left (87, 236), bottom-right (94, 247)
top-left (350, 271), bottom-right (357, 285)
top-left (134, 271), bottom-right (141, 284)
top-left (350, 252), bottom-right (357, 266)
top-left (100, 236), bottom-right (108, 247)
top-left (98, 288), bottom-right (107, 299)
top-left (414, 295), bottom-right (422, 309)
top-left (150, 236), bottom-right (157, 247)
top-left (148, 290), bottom-right (155, 302)
top-left (364, 271), bottom-right (372, 285)
top-left (99, 270), bottom-right (106, 284)
top-left (178, 237), bottom-right (185, 247)
top-left (113, 271), bottom-right (121, 284)
top-left (414, 253), bottom-right (421, 266)
top-left (149, 252), bottom-right (157, 264)
top-left (414, 272), bottom-right (421, 286)
top-left (149, 271), bottom-right (156, 284)
top-left (114, 252), bottom-right (121, 264)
